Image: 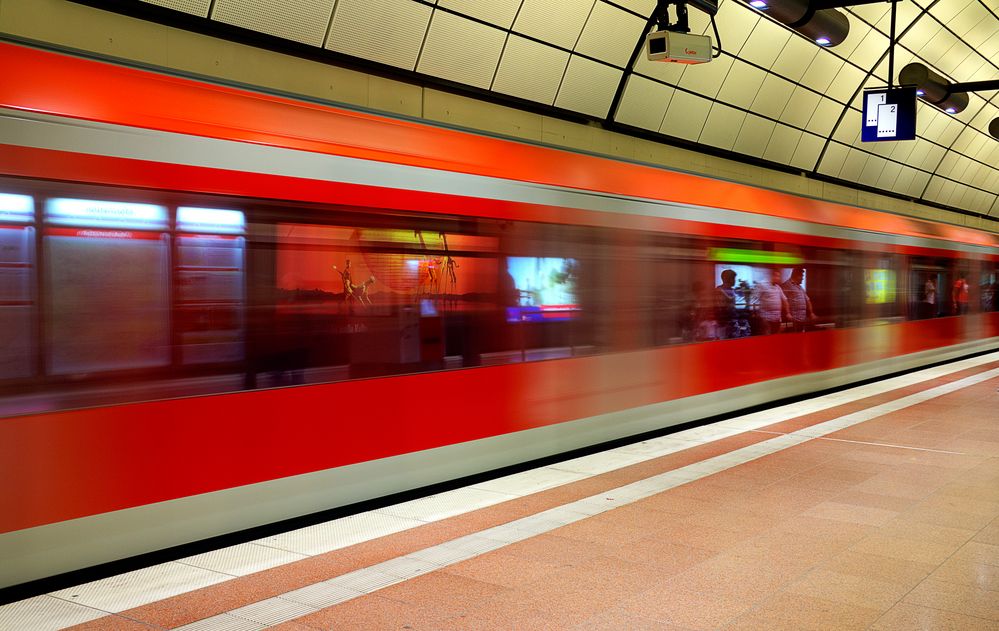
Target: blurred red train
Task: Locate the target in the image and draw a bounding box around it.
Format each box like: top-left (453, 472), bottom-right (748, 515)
top-left (1, 42), bottom-right (997, 589)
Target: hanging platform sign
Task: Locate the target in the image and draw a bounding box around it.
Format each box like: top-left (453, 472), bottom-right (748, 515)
top-left (862, 87), bottom-right (917, 142)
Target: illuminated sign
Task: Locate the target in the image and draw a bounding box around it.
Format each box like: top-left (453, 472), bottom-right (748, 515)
top-left (865, 269), bottom-right (896, 304)
top-left (46, 198), bottom-right (169, 230)
top-left (708, 248), bottom-right (802, 265)
top-left (177, 207), bottom-right (246, 234)
top-left (862, 87), bottom-right (916, 142)
top-left (0, 193), bottom-right (33, 223)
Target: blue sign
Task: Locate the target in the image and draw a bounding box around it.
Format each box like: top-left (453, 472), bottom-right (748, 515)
top-left (862, 87), bottom-right (916, 142)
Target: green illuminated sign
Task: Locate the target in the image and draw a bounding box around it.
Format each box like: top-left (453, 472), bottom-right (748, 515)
top-left (708, 248), bottom-right (803, 265)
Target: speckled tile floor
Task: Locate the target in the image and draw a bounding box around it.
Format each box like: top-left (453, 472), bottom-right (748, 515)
top-left (3, 355), bottom-right (998, 631)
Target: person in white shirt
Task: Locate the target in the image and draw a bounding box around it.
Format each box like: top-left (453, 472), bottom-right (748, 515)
top-left (754, 268), bottom-right (789, 335)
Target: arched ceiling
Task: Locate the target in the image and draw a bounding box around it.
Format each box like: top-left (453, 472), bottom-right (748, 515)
top-left (136, 0), bottom-right (998, 216)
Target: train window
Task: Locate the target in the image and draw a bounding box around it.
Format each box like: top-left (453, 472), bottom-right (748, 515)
top-left (981, 262), bottom-right (998, 312)
top-left (0, 193), bottom-right (36, 379)
top-left (43, 198), bottom-right (171, 375)
top-left (176, 207), bottom-right (246, 364)
top-left (250, 220), bottom-right (506, 385)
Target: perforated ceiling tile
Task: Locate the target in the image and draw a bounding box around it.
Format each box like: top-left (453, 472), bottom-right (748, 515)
top-left (846, 29), bottom-right (889, 68)
top-left (514, 0), bottom-right (595, 50)
top-left (212, 0), bottom-right (334, 47)
top-left (749, 74), bottom-right (795, 120)
top-left (817, 140), bottom-right (849, 176)
top-left (417, 12), bottom-right (506, 89)
top-left (839, 147), bottom-right (871, 181)
top-left (804, 99), bottom-right (843, 136)
top-left (899, 17), bottom-right (941, 55)
top-left (928, 0), bottom-right (977, 24)
top-left (716, 60), bottom-right (767, 109)
top-left (141, 0), bottom-right (210, 16)
top-left (892, 165), bottom-right (919, 196)
top-left (677, 54), bottom-right (733, 99)
top-left (660, 90), bottom-right (711, 141)
top-left (763, 123), bottom-right (802, 163)
top-left (857, 153), bottom-right (886, 188)
top-left (326, 0), bottom-right (431, 70)
top-left (614, 74), bottom-right (674, 131)
top-left (553, 55), bottom-right (621, 118)
top-left (739, 19), bottom-right (791, 70)
top-left (770, 36), bottom-right (819, 83)
top-left (492, 36), bottom-right (569, 105)
top-left (713, 1), bottom-right (760, 55)
top-left (699, 102), bottom-right (747, 150)
top-left (575, 2), bottom-right (647, 67)
top-left (875, 0), bottom-right (921, 32)
top-left (875, 160), bottom-right (902, 190)
top-left (800, 51), bottom-right (844, 94)
top-left (789, 131), bottom-right (824, 170)
top-left (438, 0), bottom-right (523, 29)
top-left (832, 107), bottom-right (861, 145)
top-left (732, 114), bottom-right (776, 158)
top-left (612, 0), bottom-right (657, 15)
top-left (934, 41), bottom-right (975, 77)
top-left (779, 87), bottom-right (821, 128)
top-left (825, 63), bottom-right (865, 103)
top-left (919, 142), bottom-right (947, 172)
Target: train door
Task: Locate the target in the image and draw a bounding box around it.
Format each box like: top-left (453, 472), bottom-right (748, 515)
top-left (43, 198), bottom-right (171, 375)
top-left (909, 257), bottom-right (947, 319)
top-left (0, 193), bottom-right (36, 379)
top-left (175, 207), bottom-right (246, 364)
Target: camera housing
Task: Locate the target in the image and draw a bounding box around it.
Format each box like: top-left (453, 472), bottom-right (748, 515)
top-left (646, 31), bottom-right (712, 64)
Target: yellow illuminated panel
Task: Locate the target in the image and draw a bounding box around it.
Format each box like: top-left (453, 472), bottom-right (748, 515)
top-left (865, 269), bottom-right (896, 304)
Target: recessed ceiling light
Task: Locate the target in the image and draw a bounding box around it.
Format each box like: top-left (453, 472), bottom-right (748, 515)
top-left (749, 0), bottom-right (768, 8)
top-left (815, 36), bottom-right (832, 46)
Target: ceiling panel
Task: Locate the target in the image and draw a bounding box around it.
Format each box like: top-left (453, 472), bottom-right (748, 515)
top-left (875, 160), bottom-right (902, 191)
top-left (417, 12), bottom-right (506, 89)
top-left (712, 0), bottom-right (759, 55)
top-left (575, 2), bottom-right (647, 67)
top-left (141, 0), bottom-right (210, 16)
top-left (660, 91), bottom-right (711, 141)
top-left (716, 60), bottom-right (768, 109)
top-left (770, 36), bottom-right (819, 83)
top-left (553, 55), bottom-right (621, 118)
top-left (212, 0), bottom-right (334, 46)
top-left (513, 0), bottom-right (595, 50)
top-left (699, 102), bottom-right (748, 151)
top-left (613, 0), bottom-right (657, 14)
top-left (788, 131), bottom-right (823, 171)
top-left (763, 123), bottom-right (802, 163)
top-left (492, 36), bottom-right (570, 105)
top-left (173, 0), bottom-right (997, 222)
top-left (779, 87), bottom-right (821, 129)
top-left (800, 52), bottom-right (845, 94)
top-left (805, 98), bottom-right (843, 137)
top-left (615, 74), bottom-right (673, 131)
top-left (437, 0), bottom-right (522, 29)
top-left (326, 0), bottom-right (431, 69)
top-left (733, 114), bottom-right (777, 158)
top-left (677, 54), bottom-right (734, 99)
top-left (749, 74), bottom-right (796, 120)
top-left (739, 18), bottom-right (791, 70)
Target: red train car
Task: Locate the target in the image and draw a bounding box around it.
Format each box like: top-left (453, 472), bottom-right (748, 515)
top-left (1, 42), bottom-right (997, 589)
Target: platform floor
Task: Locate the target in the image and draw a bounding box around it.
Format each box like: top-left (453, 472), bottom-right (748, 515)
top-left (3, 353), bottom-right (999, 630)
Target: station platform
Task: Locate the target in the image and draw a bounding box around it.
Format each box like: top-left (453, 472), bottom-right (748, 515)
top-left (3, 353), bottom-right (999, 631)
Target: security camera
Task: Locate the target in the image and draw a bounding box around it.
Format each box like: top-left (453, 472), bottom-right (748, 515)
top-left (646, 30), bottom-right (712, 64)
